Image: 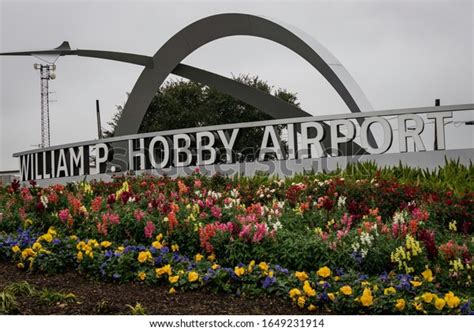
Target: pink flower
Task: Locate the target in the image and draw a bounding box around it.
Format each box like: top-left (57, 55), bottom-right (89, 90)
top-left (211, 206), bottom-right (222, 219)
top-left (134, 209), bottom-right (145, 222)
top-left (20, 188), bottom-right (33, 202)
top-left (238, 224), bottom-right (252, 241)
top-left (59, 208), bottom-right (70, 223)
top-left (144, 221), bottom-right (156, 238)
top-left (252, 223), bottom-right (268, 243)
top-left (411, 208), bottom-right (429, 222)
top-left (102, 212), bottom-right (120, 225)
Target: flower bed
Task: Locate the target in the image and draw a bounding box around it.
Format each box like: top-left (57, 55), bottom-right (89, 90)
top-left (0, 162), bottom-right (473, 314)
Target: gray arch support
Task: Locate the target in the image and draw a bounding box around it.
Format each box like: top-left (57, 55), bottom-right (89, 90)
top-left (0, 13), bottom-right (377, 154)
top-left (116, 13), bottom-right (374, 137)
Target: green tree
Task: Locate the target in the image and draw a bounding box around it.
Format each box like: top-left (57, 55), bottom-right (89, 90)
top-left (107, 75), bottom-right (300, 161)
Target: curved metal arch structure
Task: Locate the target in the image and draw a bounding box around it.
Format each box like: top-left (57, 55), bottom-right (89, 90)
top-left (0, 13), bottom-right (377, 153)
top-left (117, 13), bottom-right (374, 137)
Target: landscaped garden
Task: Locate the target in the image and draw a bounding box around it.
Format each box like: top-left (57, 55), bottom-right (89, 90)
top-left (0, 161), bottom-right (472, 314)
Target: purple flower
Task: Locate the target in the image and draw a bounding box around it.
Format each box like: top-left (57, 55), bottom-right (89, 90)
top-left (124, 245), bottom-right (138, 253)
top-left (358, 274), bottom-right (369, 281)
top-left (154, 256), bottom-right (165, 265)
top-left (351, 251), bottom-right (363, 265)
top-left (334, 268), bottom-right (345, 276)
top-left (274, 264), bottom-right (289, 274)
top-left (262, 276), bottom-right (276, 289)
top-left (318, 292), bottom-right (329, 302)
top-left (396, 274), bottom-right (413, 291)
top-left (460, 300), bottom-right (471, 315)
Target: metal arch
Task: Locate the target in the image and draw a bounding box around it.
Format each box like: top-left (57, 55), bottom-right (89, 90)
top-left (0, 13), bottom-right (377, 151)
top-left (116, 13), bottom-right (375, 140)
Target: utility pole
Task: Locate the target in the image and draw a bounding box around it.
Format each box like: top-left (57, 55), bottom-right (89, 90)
top-left (34, 63), bottom-right (56, 148)
top-left (96, 99), bottom-right (103, 139)
top-left (434, 99), bottom-right (440, 150)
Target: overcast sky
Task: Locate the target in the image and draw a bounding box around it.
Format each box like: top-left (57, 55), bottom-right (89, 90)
top-left (1, 0), bottom-right (473, 170)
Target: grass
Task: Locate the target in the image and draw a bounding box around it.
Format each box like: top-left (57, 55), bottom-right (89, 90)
top-left (126, 302), bottom-right (147, 315)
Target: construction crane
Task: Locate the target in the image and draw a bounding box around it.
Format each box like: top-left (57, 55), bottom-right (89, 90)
top-left (33, 63), bottom-right (56, 148)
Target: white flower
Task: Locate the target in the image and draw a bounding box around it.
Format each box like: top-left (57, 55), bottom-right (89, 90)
top-left (40, 195), bottom-right (49, 208)
top-left (337, 196), bottom-right (347, 208)
top-left (392, 210), bottom-right (408, 225)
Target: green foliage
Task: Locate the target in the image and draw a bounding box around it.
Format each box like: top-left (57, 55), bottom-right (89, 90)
top-left (0, 290), bottom-right (18, 314)
top-left (126, 302), bottom-right (147, 315)
top-left (37, 288), bottom-right (76, 305)
top-left (4, 281), bottom-right (37, 297)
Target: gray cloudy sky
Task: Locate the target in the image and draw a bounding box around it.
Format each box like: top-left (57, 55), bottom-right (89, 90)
top-left (1, 0), bottom-right (473, 170)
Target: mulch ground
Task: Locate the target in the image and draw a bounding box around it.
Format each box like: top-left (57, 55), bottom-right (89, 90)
top-left (0, 262), bottom-right (302, 315)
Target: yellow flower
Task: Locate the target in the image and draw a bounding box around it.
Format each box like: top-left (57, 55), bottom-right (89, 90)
top-left (435, 298), bottom-right (446, 310)
top-left (334, 276), bottom-right (340, 282)
top-left (32, 242), bottom-right (42, 251)
top-left (295, 271), bottom-right (309, 282)
top-left (138, 272), bottom-right (146, 281)
top-left (100, 241), bottom-right (112, 248)
top-left (152, 241), bottom-right (163, 249)
top-left (155, 233), bottom-right (163, 241)
top-left (77, 251), bottom-right (83, 261)
top-left (211, 263), bottom-right (220, 270)
top-left (88, 239), bottom-right (99, 248)
top-left (171, 244), bottom-right (179, 252)
top-left (188, 271), bottom-right (199, 282)
top-left (248, 260), bottom-right (255, 273)
top-left (40, 233), bottom-right (53, 243)
top-left (308, 304), bottom-right (317, 311)
top-left (69, 235), bottom-right (78, 241)
top-left (421, 292), bottom-right (434, 303)
top-left (155, 264), bottom-right (172, 277)
top-left (410, 280), bottom-right (422, 287)
top-left (234, 266), bottom-right (245, 277)
top-left (297, 296), bottom-right (306, 308)
top-left (195, 253), bottom-right (204, 262)
top-left (21, 248), bottom-right (35, 259)
top-left (395, 298), bottom-right (406, 311)
top-left (303, 281), bottom-right (316, 297)
top-left (87, 251), bottom-right (94, 259)
top-left (340, 285), bottom-right (353, 296)
top-left (137, 251), bottom-right (152, 263)
top-left (421, 269), bottom-right (434, 282)
top-left (360, 288), bottom-right (374, 307)
top-left (414, 302), bottom-right (424, 312)
top-left (328, 292), bottom-right (335, 301)
top-left (169, 287), bottom-right (176, 294)
top-left (259, 262), bottom-right (269, 272)
top-left (11, 245), bottom-right (20, 253)
top-left (444, 292), bottom-right (461, 308)
top-left (207, 254), bottom-right (216, 262)
top-left (169, 275), bottom-right (180, 284)
top-left (289, 288), bottom-right (301, 299)
top-left (448, 220), bottom-right (457, 232)
top-left (47, 227), bottom-right (57, 236)
top-left (24, 218), bottom-right (33, 227)
top-left (17, 263), bottom-right (24, 269)
top-left (384, 287), bottom-right (396, 295)
top-left (317, 266), bottom-right (331, 278)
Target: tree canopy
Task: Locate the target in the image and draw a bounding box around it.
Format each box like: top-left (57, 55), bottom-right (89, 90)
top-left (107, 75), bottom-right (300, 161)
